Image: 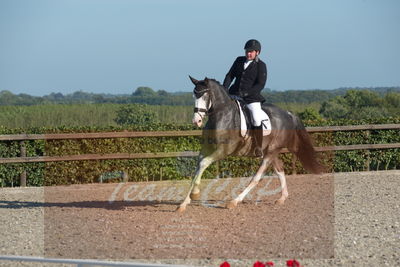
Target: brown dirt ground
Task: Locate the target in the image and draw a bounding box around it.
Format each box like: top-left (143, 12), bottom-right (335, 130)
top-left (43, 173), bottom-right (334, 261)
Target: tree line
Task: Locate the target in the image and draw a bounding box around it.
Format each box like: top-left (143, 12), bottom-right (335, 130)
top-left (0, 86), bottom-right (399, 129)
top-left (1, 86), bottom-right (399, 106)
top-left (299, 90), bottom-right (400, 121)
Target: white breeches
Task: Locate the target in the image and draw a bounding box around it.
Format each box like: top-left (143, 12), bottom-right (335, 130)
top-left (247, 102), bottom-right (266, 127)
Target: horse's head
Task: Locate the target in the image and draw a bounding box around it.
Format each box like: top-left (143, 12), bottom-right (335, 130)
top-left (189, 76), bottom-right (213, 127)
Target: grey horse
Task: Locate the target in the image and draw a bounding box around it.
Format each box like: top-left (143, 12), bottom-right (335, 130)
top-left (177, 77), bottom-right (324, 212)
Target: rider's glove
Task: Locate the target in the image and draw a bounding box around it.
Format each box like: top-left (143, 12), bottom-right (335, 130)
top-left (239, 91), bottom-right (249, 98)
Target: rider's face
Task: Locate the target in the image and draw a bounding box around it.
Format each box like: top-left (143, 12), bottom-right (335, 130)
top-left (245, 50), bottom-right (259, 60)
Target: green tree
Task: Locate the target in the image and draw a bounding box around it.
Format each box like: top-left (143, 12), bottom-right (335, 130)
top-left (343, 90), bottom-right (382, 108)
top-left (320, 96), bottom-right (349, 119)
top-left (320, 90), bottom-right (393, 120)
top-left (133, 87), bottom-right (156, 96)
top-left (157, 90), bottom-right (169, 96)
top-left (114, 104), bottom-right (158, 126)
top-left (0, 90), bottom-right (17, 105)
top-left (348, 106), bottom-right (390, 120)
top-left (384, 92), bottom-right (400, 108)
top-left (298, 107), bottom-right (323, 121)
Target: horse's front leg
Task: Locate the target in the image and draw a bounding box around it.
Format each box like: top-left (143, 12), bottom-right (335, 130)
top-left (177, 155), bottom-right (215, 213)
top-left (227, 157), bottom-right (271, 209)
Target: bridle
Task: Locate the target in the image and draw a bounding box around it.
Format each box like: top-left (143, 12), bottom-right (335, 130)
top-left (193, 87), bottom-right (213, 120)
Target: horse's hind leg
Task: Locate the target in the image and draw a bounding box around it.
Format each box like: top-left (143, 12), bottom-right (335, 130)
top-left (227, 157), bottom-right (271, 209)
top-left (177, 155), bottom-right (215, 213)
top-left (273, 158), bottom-right (288, 205)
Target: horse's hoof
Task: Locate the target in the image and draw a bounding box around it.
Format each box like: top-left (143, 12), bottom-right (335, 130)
top-left (190, 192), bottom-right (201, 200)
top-left (275, 198), bottom-right (286, 205)
top-left (176, 205), bottom-right (186, 213)
top-left (226, 200), bottom-right (238, 209)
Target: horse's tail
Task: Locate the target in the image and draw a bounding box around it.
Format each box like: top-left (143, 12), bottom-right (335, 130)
top-left (290, 116), bottom-right (325, 174)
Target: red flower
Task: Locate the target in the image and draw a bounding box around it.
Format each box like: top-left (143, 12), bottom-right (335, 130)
top-left (265, 262), bottom-right (274, 266)
top-left (220, 261), bottom-right (230, 267)
top-left (286, 259), bottom-right (301, 267)
top-left (253, 261), bottom-right (265, 267)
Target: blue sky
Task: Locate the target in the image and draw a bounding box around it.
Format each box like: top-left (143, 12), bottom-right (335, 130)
top-left (0, 0), bottom-right (399, 96)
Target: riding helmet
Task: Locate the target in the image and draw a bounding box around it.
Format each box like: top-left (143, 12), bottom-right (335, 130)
top-left (244, 39), bottom-right (261, 52)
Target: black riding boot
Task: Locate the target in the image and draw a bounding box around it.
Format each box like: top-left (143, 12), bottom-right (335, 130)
top-left (253, 125), bottom-right (264, 157)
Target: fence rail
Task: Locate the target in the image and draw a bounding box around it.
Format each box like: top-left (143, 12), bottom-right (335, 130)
top-left (0, 130), bottom-right (204, 141)
top-left (0, 124), bottom-right (399, 165)
top-left (0, 124), bottom-right (399, 186)
top-left (0, 124), bottom-right (399, 141)
top-left (0, 151), bottom-right (200, 164)
top-left (0, 255), bottom-right (188, 267)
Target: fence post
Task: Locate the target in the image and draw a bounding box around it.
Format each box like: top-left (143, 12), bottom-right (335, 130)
top-left (365, 130), bottom-right (371, 171)
top-left (122, 171), bottom-right (129, 182)
top-left (365, 149), bottom-right (371, 171)
top-left (20, 140), bottom-right (27, 187)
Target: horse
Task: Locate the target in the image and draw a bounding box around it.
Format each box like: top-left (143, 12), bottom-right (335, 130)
top-left (177, 76), bottom-right (324, 212)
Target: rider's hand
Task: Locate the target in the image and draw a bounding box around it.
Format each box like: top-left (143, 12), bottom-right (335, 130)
top-left (240, 91), bottom-right (249, 98)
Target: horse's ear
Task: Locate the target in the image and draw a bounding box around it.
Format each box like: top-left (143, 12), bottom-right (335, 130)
top-left (189, 75), bottom-right (199, 85)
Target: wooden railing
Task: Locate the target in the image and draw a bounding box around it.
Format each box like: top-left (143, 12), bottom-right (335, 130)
top-left (0, 124), bottom-right (399, 186)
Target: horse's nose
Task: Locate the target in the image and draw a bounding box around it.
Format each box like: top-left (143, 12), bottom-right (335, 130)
top-left (192, 114), bottom-right (203, 127)
top-left (193, 119), bottom-right (202, 127)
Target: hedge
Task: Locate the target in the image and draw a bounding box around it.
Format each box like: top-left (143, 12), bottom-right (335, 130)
top-left (0, 118), bottom-right (399, 187)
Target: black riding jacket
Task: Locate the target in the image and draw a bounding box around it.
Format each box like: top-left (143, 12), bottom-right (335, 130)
top-left (223, 56), bottom-right (267, 104)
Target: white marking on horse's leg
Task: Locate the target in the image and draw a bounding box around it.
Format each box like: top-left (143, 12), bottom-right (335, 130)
top-left (228, 158), bottom-right (270, 209)
top-left (177, 156), bottom-right (215, 212)
top-left (192, 156), bottom-right (214, 191)
top-left (275, 170), bottom-right (288, 205)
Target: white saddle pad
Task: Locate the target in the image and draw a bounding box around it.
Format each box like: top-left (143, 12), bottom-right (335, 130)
top-left (236, 100), bottom-right (271, 137)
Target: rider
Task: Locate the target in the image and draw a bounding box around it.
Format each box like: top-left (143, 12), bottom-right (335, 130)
top-left (223, 39), bottom-right (267, 157)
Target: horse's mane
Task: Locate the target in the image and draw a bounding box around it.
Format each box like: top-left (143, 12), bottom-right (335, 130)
top-left (205, 77), bottom-right (221, 85)
top-left (205, 77), bottom-right (231, 102)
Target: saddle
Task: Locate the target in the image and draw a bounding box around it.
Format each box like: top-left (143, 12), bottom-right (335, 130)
top-left (234, 99), bottom-right (272, 138)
